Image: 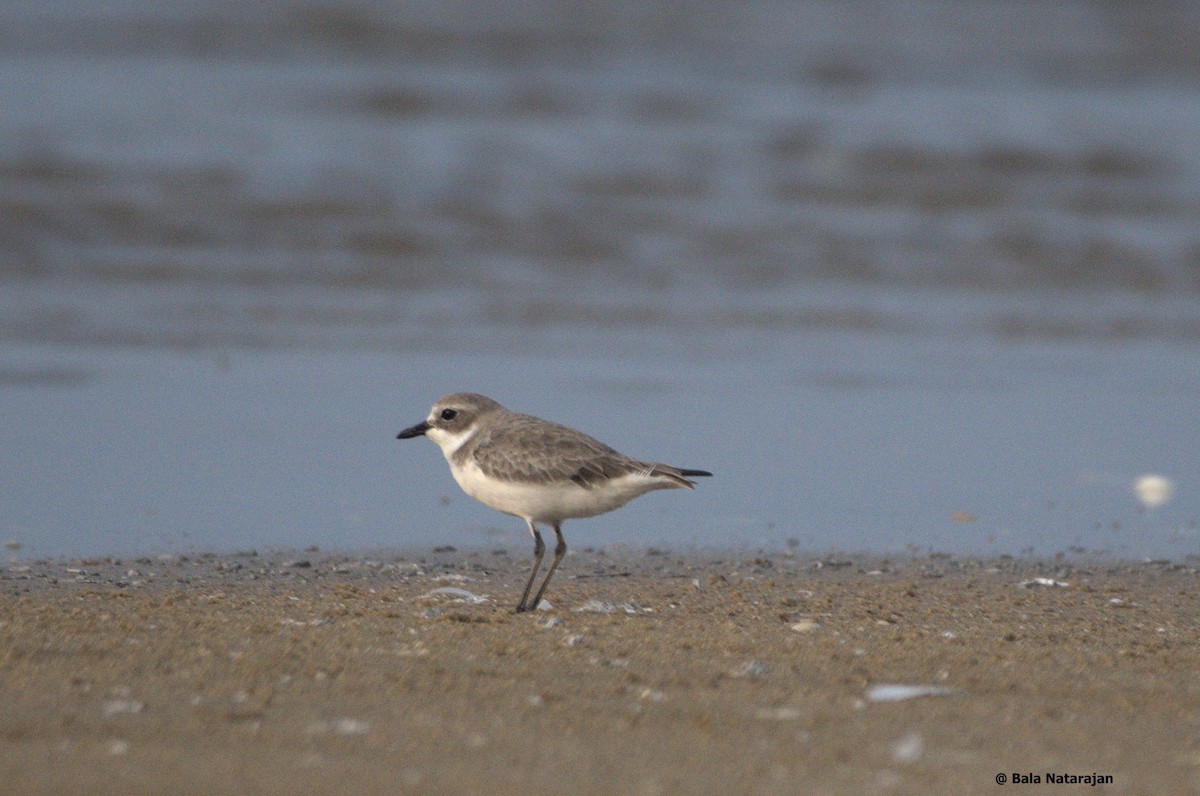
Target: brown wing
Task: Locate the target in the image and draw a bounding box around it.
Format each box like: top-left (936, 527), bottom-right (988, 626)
top-left (469, 414), bottom-right (644, 488)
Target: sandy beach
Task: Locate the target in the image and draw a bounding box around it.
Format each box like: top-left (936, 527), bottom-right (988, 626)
top-left (2, 549), bottom-right (1197, 794)
top-left (4, 4), bottom-right (1199, 794)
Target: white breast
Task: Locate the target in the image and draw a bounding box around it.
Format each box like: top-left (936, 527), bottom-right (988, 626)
top-left (448, 458), bottom-right (675, 524)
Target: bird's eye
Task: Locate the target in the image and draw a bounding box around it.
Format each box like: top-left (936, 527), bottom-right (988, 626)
top-left (440, 408), bottom-right (458, 421)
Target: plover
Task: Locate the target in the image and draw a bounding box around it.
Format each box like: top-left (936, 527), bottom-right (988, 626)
top-left (397, 393), bottom-right (711, 612)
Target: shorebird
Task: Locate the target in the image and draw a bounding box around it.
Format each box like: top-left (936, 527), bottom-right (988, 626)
top-left (397, 393), bottom-right (711, 611)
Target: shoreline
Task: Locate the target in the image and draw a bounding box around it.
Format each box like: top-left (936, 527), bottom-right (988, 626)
top-left (6, 544), bottom-right (1194, 583)
top-left (3, 550), bottom-right (1198, 793)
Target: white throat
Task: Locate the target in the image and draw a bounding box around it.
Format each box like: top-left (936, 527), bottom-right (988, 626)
top-left (425, 425), bottom-right (475, 462)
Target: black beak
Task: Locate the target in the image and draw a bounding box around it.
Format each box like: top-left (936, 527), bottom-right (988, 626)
top-left (397, 420), bottom-right (430, 439)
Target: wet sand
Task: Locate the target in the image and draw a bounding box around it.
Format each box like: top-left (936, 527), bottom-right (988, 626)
top-left (2, 549), bottom-right (1198, 794)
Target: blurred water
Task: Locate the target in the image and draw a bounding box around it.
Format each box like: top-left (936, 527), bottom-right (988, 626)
top-left (1, 1), bottom-right (1198, 559)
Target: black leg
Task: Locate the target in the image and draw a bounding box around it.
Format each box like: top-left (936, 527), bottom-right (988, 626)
top-left (516, 521), bottom-right (545, 612)
top-left (528, 524), bottom-right (566, 611)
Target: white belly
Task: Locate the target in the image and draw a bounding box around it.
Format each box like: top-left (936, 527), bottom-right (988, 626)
top-left (449, 459), bottom-right (674, 524)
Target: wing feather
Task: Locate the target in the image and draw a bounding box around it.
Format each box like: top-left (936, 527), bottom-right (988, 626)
top-left (468, 414), bottom-right (641, 488)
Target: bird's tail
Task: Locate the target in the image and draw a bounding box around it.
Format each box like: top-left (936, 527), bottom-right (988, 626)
top-left (647, 465), bottom-right (713, 489)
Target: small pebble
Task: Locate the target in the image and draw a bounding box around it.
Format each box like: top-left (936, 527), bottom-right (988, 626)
top-left (637, 688), bottom-right (666, 703)
top-left (422, 587), bottom-right (488, 603)
top-left (731, 660), bottom-right (770, 678)
top-left (307, 718), bottom-right (370, 736)
top-left (331, 718), bottom-right (370, 736)
top-left (865, 684), bottom-right (953, 703)
top-left (1020, 577), bottom-right (1069, 588)
top-left (574, 600), bottom-right (616, 613)
top-left (103, 699), bottom-right (145, 716)
top-left (891, 732), bottom-right (925, 763)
